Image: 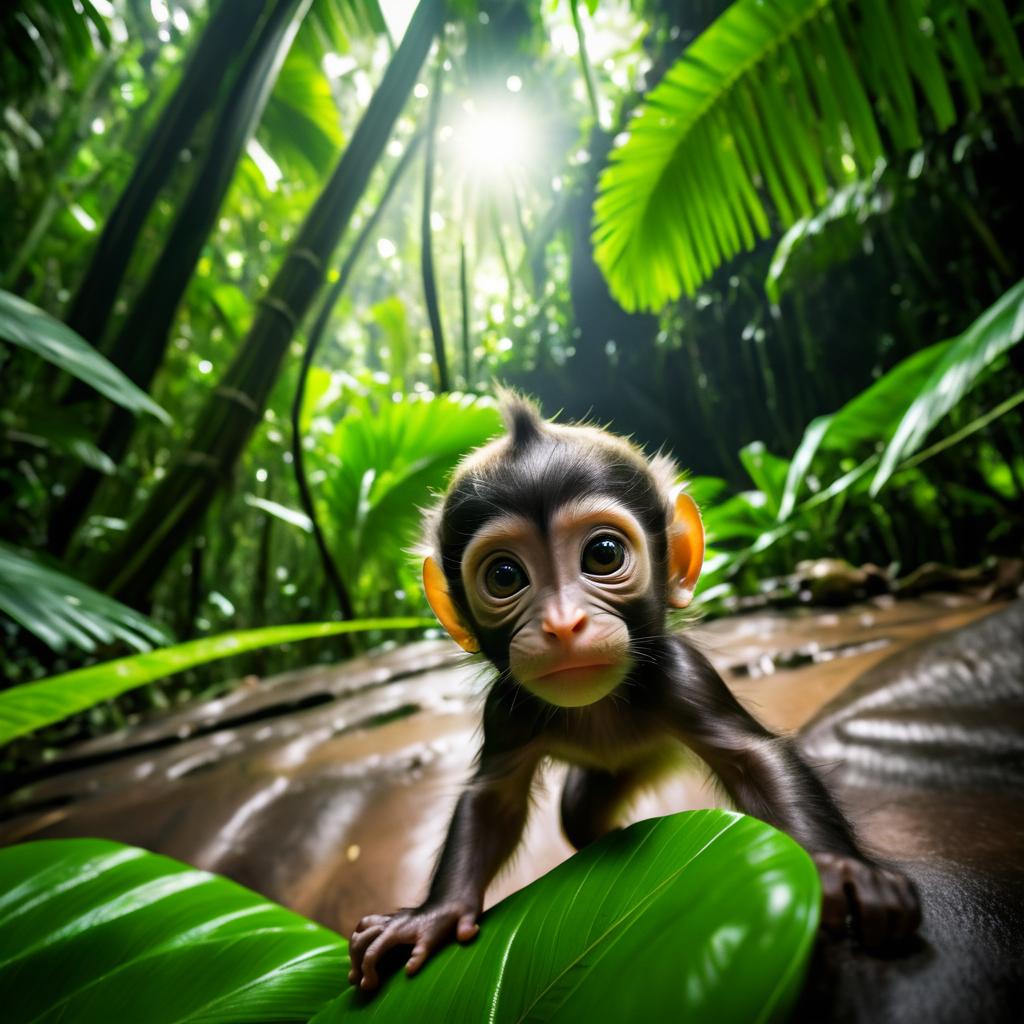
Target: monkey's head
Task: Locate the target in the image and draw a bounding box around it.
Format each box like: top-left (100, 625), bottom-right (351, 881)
top-left (422, 395), bottom-right (704, 708)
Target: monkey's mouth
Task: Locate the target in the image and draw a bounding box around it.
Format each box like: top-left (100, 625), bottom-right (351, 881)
top-left (534, 662), bottom-right (615, 681)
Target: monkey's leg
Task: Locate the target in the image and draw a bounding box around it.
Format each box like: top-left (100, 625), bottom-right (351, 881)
top-left (560, 766), bottom-right (637, 850)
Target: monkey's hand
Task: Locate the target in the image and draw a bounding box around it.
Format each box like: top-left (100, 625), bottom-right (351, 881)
top-left (812, 853), bottom-right (921, 949)
top-left (348, 901), bottom-right (480, 992)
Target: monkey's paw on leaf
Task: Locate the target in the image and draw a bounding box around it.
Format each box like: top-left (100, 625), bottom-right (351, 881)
top-left (348, 902), bottom-right (479, 991)
top-left (813, 852), bottom-right (921, 949)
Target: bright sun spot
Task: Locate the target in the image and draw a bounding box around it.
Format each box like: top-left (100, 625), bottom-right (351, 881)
top-left (452, 97), bottom-right (536, 183)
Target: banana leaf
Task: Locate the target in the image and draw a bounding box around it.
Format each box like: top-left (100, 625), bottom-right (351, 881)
top-left (315, 810), bottom-right (820, 1022)
top-left (0, 839), bottom-right (346, 1024)
top-left (0, 812), bottom-right (819, 1022)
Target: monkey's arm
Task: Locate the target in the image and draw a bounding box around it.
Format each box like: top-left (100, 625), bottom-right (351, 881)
top-left (663, 638), bottom-right (920, 946)
top-left (348, 698), bottom-right (538, 991)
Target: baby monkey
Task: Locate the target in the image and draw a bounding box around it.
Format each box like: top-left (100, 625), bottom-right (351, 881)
top-left (348, 396), bottom-right (920, 991)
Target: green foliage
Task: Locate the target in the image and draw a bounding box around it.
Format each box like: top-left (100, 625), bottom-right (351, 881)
top-left (766, 170), bottom-right (892, 303)
top-left (594, 0), bottom-right (1023, 310)
top-left (315, 810), bottom-right (819, 1022)
top-left (309, 389), bottom-right (503, 611)
top-left (0, 812), bottom-right (819, 1023)
top-left (0, 542), bottom-right (169, 656)
top-left (697, 282), bottom-right (1024, 595)
top-left (0, 617), bottom-right (433, 746)
top-left (0, 289), bottom-right (168, 422)
top-left (261, 45), bottom-right (346, 178)
top-left (872, 278), bottom-right (1024, 492)
top-left (0, 838), bottom-right (346, 1024)
top-left (779, 279), bottom-right (1024, 510)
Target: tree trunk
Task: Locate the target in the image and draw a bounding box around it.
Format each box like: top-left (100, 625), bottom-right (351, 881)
top-left (64, 1), bottom-right (278, 349)
top-left (48, 0), bottom-right (310, 556)
top-left (94, 0), bottom-right (447, 606)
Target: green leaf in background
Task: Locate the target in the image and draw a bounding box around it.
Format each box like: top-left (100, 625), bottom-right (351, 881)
top-left (315, 810), bottom-right (820, 1023)
top-left (245, 493), bottom-right (314, 532)
top-left (779, 280), bottom-right (1024, 509)
top-left (0, 617), bottom-right (434, 746)
top-left (593, 0), bottom-right (1021, 310)
top-left (0, 542), bottom-right (170, 656)
top-left (316, 392), bottom-right (502, 594)
top-left (738, 441), bottom-right (790, 519)
top-left (765, 172), bottom-right (893, 304)
top-left (0, 289), bottom-right (170, 423)
top-left (2, 409), bottom-right (116, 474)
top-left (260, 46), bottom-right (345, 178)
top-left (0, 839), bottom-right (346, 1024)
top-left (872, 278), bottom-right (1024, 493)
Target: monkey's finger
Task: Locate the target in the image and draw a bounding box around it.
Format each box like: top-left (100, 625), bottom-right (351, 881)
top-left (349, 923), bottom-right (385, 972)
top-left (849, 878), bottom-right (888, 949)
top-left (354, 914), bottom-right (388, 934)
top-left (405, 941), bottom-right (434, 976)
top-left (456, 913), bottom-right (479, 943)
top-left (360, 929), bottom-right (405, 991)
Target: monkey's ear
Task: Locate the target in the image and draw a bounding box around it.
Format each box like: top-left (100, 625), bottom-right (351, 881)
top-left (423, 557), bottom-right (480, 653)
top-left (667, 490), bottom-right (704, 608)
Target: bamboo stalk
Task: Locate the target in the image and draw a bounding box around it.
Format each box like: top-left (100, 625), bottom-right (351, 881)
top-left (94, 0), bottom-right (447, 605)
top-left (64, 1), bottom-right (277, 348)
top-left (48, 0), bottom-right (310, 555)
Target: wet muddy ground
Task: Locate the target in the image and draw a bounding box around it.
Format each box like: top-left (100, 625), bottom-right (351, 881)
top-left (1, 592), bottom-right (1021, 1022)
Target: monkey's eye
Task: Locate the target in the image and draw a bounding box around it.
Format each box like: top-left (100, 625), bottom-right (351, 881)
top-left (483, 557), bottom-right (528, 598)
top-left (581, 535), bottom-right (626, 576)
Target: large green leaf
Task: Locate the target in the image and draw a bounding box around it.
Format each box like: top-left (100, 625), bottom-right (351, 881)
top-left (0, 543), bottom-right (169, 656)
top-left (0, 290), bottom-right (169, 423)
top-left (317, 393), bottom-right (502, 589)
top-left (778, 280), bottom-right (1024, 511)
top-left (315, 810), bottom-right (819, 1022)
top-left (0, 839), bottom-right (346, 1024)
top-left (593, 0), bottom-right (1023, 310)
top-left (260, 46), bottom-right (345, 178)
top-left (0, 617), bottom-right (433, 746)
top-left (872, 278), bottom-right (1024, 493)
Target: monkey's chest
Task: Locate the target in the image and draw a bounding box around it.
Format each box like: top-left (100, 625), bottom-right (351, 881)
top-left (541, 709), bottom-right (685, 774)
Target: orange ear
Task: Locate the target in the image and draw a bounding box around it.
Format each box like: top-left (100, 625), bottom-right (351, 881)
top-left (667, 489), bottom-right (704, 608)
top-left (423, 557), bottom-right (479, 653)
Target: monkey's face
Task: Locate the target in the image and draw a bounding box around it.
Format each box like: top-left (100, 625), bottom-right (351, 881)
top-left (460, 496), bottom-right (652, 707)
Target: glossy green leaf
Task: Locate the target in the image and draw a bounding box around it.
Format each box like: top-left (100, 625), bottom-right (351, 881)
top-left (316, 392), bottom-right (502, 593)
top-left (315, 810), bottom-right (819, 1022)
top-left (0, 542), bottom-right (169, 656)
top-left (0, 289), bottom-right (170, 422)
top-left (0, 617), bottom-right (434, 746)
top-left (261, 46), bottom-right (344, 177)
top-left (0, 839), bottom-right (346, 1024)
top-left (739, 441), bottom-right (791, 518)
top-left (872, 278), bottom-right (1024, 493)
top-left (593, 0), bottom-right (1018, 310)
top-left (244, 494), bottom-right (314, 532)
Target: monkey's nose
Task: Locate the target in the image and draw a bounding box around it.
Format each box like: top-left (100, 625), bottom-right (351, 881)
top-left (542, 606), bottom-right (588, 644)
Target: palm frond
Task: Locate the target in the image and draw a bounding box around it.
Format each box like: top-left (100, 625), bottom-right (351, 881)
top-left (0, 543), bottom-right (170, 655)
top-left (594, 0), bottom-right (1024, 311)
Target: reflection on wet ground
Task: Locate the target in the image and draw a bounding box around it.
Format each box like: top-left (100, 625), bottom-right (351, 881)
top-left (1, 592), bottom-right (1021, 1022)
